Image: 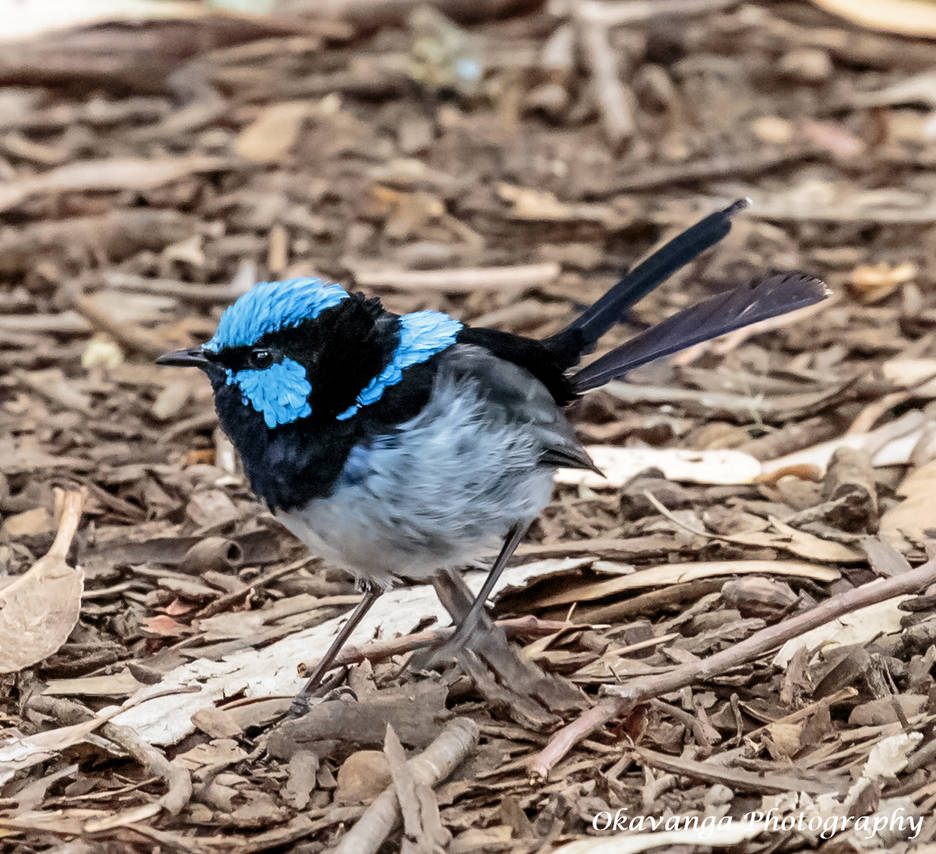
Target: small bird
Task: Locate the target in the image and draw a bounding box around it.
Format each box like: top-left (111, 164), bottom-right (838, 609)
top-left (158, 199), bottom-right (826, 707)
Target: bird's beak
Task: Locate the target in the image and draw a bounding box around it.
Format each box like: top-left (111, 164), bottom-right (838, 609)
top-left (156, 346), bottom-right (209, 368)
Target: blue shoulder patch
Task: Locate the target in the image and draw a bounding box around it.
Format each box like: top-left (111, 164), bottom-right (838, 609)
top-left (228, 357), bottom-right (312, 429)
top-left (337, 310), bottom-right (462, 420)
top-left (205, 278), bottom-right (348, 352)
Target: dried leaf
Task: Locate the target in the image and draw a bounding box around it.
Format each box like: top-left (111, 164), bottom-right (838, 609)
top-left (774, 597), bottom-right (909, 667)
top-left (0, 490), bottom-right (85, 674)
top-left (533, 560), bottom-right (839, 610)
top-left (752, 517), bottom-right (864, 562)
top-left (44, 670), bottom-right (144, 697)
top-left (284, 750), bottom-right (319, 810)
top-left (880, 458), bottom-right (936, 547)
top-left (176, 738), bottom-right (247, 770)
top-left (846, 261), bottom-right (917, 304)
top-left (234, 101), bottom-right (312, 162)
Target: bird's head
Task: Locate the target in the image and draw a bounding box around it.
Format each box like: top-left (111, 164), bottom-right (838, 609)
top-left (156, 277), bottom-right (409, 432)
top-left (159, 273), bottom-right (463, 432)
top-left (158, 277), bottom-right (463, 506)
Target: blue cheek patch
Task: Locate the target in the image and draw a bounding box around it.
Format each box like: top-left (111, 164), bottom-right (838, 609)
top-left (336, 310), bottom-right (462, 421)
top-left (229, 357), bottom-right (312, 429)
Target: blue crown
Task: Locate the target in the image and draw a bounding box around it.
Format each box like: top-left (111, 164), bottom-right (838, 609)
top-left (204, 278), bottom-right (348, 352)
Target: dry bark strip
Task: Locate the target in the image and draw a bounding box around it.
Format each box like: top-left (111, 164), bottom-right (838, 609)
top-left (384, 725), bottom-right (451, 854)
top-left (529, 554), bottom-right (936, 778)
top-left (331, 717), bottom-right (479, 854)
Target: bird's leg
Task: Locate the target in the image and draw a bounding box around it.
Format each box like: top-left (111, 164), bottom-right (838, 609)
top-left (444, 522), bottom-right (526, 653)
top-left (289, 582), bottom-right (381, 716)
top-left (428, 567), bottom-right (584, 723)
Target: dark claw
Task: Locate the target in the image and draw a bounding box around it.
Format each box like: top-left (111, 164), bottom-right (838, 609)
top-left (320, 685), bottom-right (357, 702)
top-left (287, 666), bottom-right (351, 716)
top-left (288, 695), bottom-right (310, 717)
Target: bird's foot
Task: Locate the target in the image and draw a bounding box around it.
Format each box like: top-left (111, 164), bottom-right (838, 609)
top-left (287, 666), bottom-right (351, 717)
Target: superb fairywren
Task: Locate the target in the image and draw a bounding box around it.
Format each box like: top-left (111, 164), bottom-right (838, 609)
top-left (157, 199), bottom-right (827, 706)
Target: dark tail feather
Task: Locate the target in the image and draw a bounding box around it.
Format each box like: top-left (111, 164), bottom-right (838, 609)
top-left (571, 272), bottom-right (829, 393)
top-left (543, 198), bottom-right (750, 368)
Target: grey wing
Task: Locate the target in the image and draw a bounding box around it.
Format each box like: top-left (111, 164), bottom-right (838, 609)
top-left (439, 344), bottom-right (598, 473)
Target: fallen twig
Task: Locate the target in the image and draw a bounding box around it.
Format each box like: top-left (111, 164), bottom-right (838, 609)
top-left (332, 717), bottom-right (479, 854)
top-left (297, 0), bottom-right (539, 27)
top-left (574, 6), bottom-right (634, 150)
top-left (554, 0), bottom-right (738, 27)
top-left (26, 693), bottom-right (193, 824)
top-left (351, 262), bottom-right (559, 293)
top-left (100, 270), bottom-right (248, 305)
top-left (65, 283), bottom-right (166, 360)
top-left (529, 553), bottom-right (936, 778)
top-left (193, 555), bottom-right (312, 619)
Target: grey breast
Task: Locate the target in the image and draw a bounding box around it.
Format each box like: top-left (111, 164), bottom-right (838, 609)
top-left (276, 344), bottom-right (582, 585)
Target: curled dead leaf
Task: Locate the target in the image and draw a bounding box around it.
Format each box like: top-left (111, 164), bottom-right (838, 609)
top-left (846, 261), bottom-right (917, 304)
top-left (880, 458), bottom-right (936, 549)
top-left (234, 101), bottom-right (312, 163)
top-left (763, 722), bottom-right (803, 759)
top-left (0, 489), bottom-right (85, 674)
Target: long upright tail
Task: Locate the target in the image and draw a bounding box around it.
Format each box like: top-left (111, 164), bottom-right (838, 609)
top-left (542, 198), bottom-right (751, 369)
top-left (571, 272), bottom-right (829, 393)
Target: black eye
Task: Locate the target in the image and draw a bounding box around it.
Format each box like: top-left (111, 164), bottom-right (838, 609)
top-left (248, 348), bottom-right (274, 370)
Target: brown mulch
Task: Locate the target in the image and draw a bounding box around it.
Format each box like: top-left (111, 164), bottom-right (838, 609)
top-left (2, 1), bottom-right (936, 851)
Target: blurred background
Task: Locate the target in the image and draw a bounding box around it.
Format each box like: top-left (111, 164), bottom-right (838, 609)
top-left (2, 0), bottom-right (934, 353)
